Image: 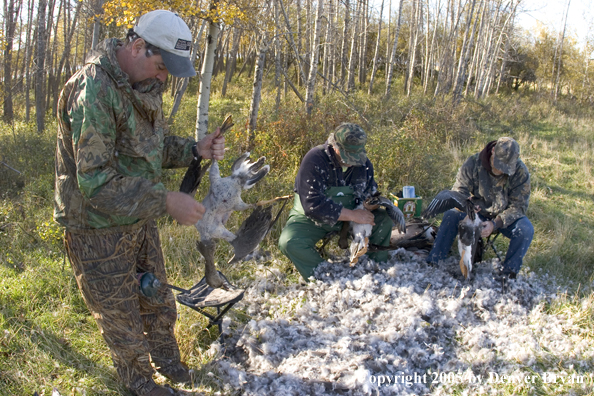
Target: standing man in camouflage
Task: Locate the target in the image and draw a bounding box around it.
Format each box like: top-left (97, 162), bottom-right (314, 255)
top-left (54, 10), bottom-right (224, 396)
top-left (279, 123), bottom-right (394, 280)
top-left (426, 137), bottom-right (533, 279)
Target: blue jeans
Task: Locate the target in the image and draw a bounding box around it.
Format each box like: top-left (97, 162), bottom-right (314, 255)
top-left (427, 209), bottom-right (534, 274)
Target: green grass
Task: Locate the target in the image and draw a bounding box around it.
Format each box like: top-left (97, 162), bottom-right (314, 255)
top-left (1, 77), bottom-right (594, 395)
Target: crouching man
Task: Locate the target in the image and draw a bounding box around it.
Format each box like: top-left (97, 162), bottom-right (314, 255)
top-left (279, 124), bottom-right (394, 280)
top-left (427, 137), bottom-right (534, 279)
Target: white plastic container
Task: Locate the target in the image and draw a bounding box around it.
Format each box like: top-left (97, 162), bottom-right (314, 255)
top-left (403, 186), bottom-right (415, 198)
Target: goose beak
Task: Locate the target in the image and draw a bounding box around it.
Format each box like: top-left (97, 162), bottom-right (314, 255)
top-left (459, 250), bottom-right (469, 279)
top-left (350, 237), bottom-right (369, 266)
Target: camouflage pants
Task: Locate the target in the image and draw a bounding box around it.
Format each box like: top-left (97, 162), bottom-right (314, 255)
top-left (65, 221), bottom-right (181, 395)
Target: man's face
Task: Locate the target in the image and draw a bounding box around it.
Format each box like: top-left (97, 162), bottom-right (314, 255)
top-left (127, 39), bottom-right (169, 84)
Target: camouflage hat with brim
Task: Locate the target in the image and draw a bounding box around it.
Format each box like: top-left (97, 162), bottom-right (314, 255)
top-left (493, 137), bottom-right (520, 175)
top-left (328, 123), bottom-right (367, 166)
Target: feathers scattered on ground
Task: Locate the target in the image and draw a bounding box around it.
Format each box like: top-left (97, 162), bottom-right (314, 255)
top-left (208, 252), bottom-right (591, 395)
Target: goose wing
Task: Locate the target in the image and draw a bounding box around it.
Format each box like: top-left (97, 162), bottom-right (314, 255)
top-left (376, 196), bottom-right (407, 234)
top-left (228, 199), bottom-right (289, 264)
top-left (179, 159), bottom-right (211, 196)
top-left (422, 190), bottom-right (471, 219)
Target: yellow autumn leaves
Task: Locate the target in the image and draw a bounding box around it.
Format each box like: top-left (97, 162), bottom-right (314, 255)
top-left (102, 0), bottom-right (246, 28)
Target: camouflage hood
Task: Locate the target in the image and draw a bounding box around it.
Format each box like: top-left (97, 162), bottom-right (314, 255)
top-left (54, 38), bottom-right (195, 233)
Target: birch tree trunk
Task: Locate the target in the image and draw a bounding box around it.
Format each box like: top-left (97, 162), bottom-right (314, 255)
top-left (222, 26), bottom-right (241, 97)
top-left (53, 0), bottom-right (82, 115)
top-left (91, 0), bottom-right (103, 49)
top-left (368, 0), bottom-right (384, 94)
top-left (464, 0), bottom-right (487, 96)
top-left (358, 0), bottom-right (369, 84)
top-left (214, 26), bottom-right (230, 77)
top-left (423, 0), bottom-right (440, 94)
top-left (196, 14), bottom-right (220, 141)
top-left (14, 5), bottom-right (24, 94)
top-left (278, 0), bottom-right (306, 85)
top-left (2, 0), bottom-right (21, 122)
top-left (274, 0), bottom-right (282, 109)
top-left (247, 35), bottom-right (270, 148)
top-left (405, 0), bottom-right (419, 96)
top-left (340, 0), bottom-right (351, 84)
top-left (496, 13), bottom-right (513, 94)
top-left (46, 0), bottom-right (60, 113)
top-left (385, 0), bottom-right (391, 76)
top-left (305, 0), bottom-right (325, 115)
top-left (434, 0), bottom-right (463, 96)
top-left (347, 0), bottom-right (360, 92)
top-left (304, 0), bottom-right (312, 78)
top-left (484, 2), bottom-right (517, 97)
top-left (385, 0), bottom-right (404, 97)
top-left (170, 20), bottom-right (206, 122)
top-left (297, 0), bottom-right (304, 85)
top-left (325, 0), bottom-right (336, 92)
top-left (452, 0), bottom-right (477, 102)
top-left (35, 0), bottom-right (48, 133)
top-left (24, 0), bottom-right (34, 121)
top-left (554, 0), bottom-right (571, 100)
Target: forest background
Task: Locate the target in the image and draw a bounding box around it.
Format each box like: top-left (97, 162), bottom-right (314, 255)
top-left (1, 0), bottom-right (594, 393)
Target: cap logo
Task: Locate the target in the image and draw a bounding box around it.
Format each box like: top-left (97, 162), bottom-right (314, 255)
top-left (174, 39), bottom-right (191, 51)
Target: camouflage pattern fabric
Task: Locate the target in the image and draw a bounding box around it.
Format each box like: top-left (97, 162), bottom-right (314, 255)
top-left (65, 221), bottom-right (180, 395)
top-left (452, 153), bottom-right (531, 228)
top-left (492, 137), bottom-right (520, 175)
top-left (327, 123), bottom-right (367, 166)
top-left (54, 38), bottom-right (195, 232)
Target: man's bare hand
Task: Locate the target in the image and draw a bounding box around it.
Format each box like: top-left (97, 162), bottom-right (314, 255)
top-left (481, 220), bottom-right (494, 238)
top-left (166, 192), bottom-right (205, 225)
top-left (197, 127), bottom-right (225, 160)
top-left (339, 208), bottom-right (375, 225)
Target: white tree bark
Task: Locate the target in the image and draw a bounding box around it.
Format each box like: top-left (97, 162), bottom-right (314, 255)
top-left (385, 0), bottom-right (404, 97)
top-left (368, 0), bottom-right (384, 94)
top-left (247, 35), bottom-right (270, 147)
top-left (34, 0), bottom-right (47, 133)
top-left (347, 0), bottom-right (360, 91)
top-left (554, 0), bottom-right (571, 100)
top-left (170, 20), bottom-right (206, 123)
top-left (405, 0), bottom-right (420, 96)
top-left (196, 17), bottom-right (220, 141)
top-left (306, 0), bottom-right (325, 115)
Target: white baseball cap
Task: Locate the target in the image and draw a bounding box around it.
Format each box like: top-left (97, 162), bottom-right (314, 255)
top-left (133, 10), bottom-right (196, 78)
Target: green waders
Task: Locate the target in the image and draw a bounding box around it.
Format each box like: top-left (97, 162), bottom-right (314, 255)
top-left (279, 186), bottom-right (393, 280)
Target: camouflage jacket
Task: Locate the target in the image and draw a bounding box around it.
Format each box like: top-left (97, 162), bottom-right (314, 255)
top-left (54, 38), bottom-right (195, 233)
top-left (452, 150), bottom-right (530, 228)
